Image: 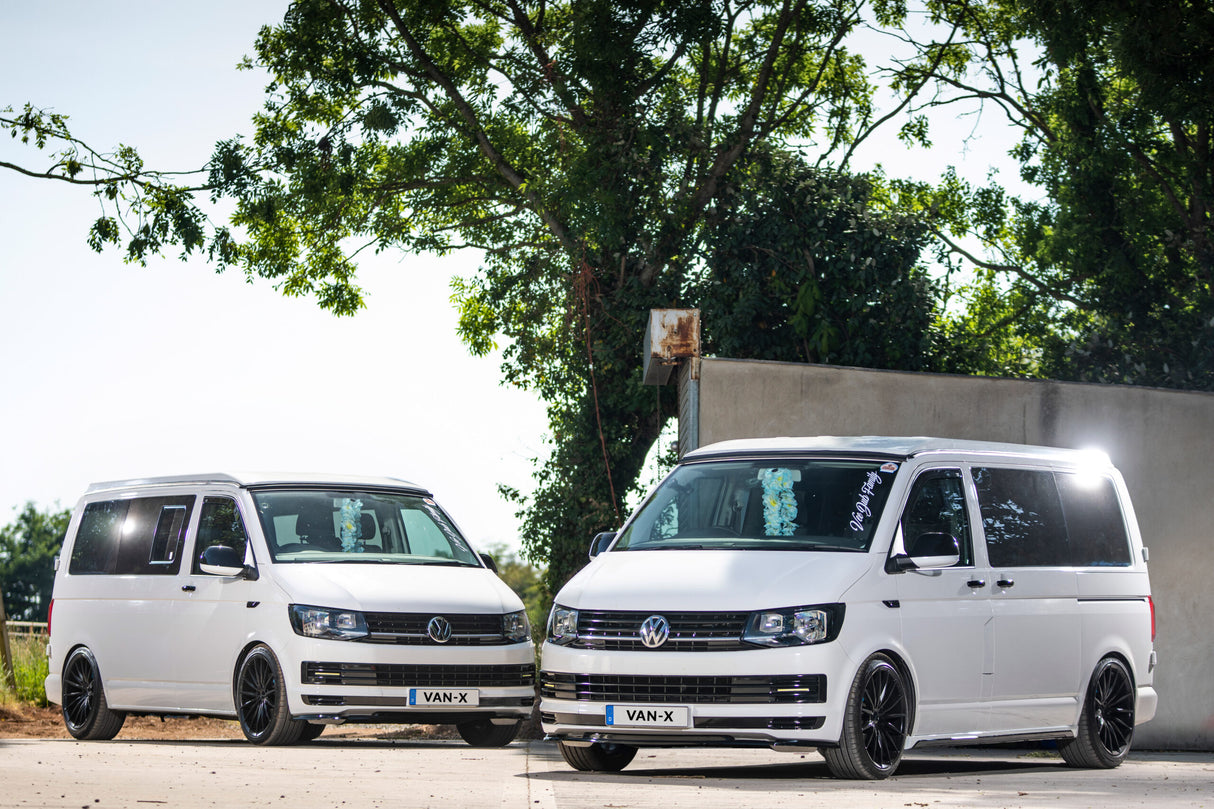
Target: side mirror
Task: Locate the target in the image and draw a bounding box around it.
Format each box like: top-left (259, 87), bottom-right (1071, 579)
top-left (588, 531), bottom-right (617, 559)
top-left (199, 545), bottom-right (256, 579)
top-left (886, 532), bottom-right (961, 573)
top-left (479, 552), bottom-right (499, 573)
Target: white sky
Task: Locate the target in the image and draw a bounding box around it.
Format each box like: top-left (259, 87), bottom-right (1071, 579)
top-left (0, 2), bottom-right (1022, 553)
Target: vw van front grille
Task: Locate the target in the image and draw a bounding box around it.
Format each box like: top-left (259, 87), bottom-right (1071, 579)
top-left (303, 662), bottom-right (536, 688)
top-left (362, 612), bottom-right (512, 645)
top-left (540, 671), bottom-right (826, 704)
top-left (572, 610), bottom-right (751, 651)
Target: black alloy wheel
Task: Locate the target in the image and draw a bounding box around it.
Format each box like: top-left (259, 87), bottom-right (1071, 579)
top-left (235, 645), bottom-right (304, 745)
top-left (61, 647), bottom-right (126, 740)
top-left (1061, 656), bottom-right (1136, 768)
top-left (823, 653), bottom-right (910, 779)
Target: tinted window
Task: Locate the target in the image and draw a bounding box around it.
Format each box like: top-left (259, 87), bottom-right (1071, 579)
top-left (70, 496), bottom-right (194, 575)
top-left (1056, 473), bottom-right (1131, 566)
top-left (900, 470), bottom-right (973, 566)
top-left (974, 467), bottom-right (1067, 567)
top-left (975, 467), bottom-right (1130, 567)
top-left (118, 497), bottom-right (194, 574)
top-left (193, 497), bottom-right (251, 574)
top-left (70, 500), bottom-right (128, 574)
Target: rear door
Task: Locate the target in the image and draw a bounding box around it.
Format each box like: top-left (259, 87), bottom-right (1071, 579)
top-left (973, 466), bottom-right (1082, 732)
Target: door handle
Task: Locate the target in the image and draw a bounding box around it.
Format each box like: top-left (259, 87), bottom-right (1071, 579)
top-left (967, 579), bottom-right (986, 589)
top-left (181, 584), bottom-right (196, 592)
top-left (996, 578), bottom-right (1015, 588)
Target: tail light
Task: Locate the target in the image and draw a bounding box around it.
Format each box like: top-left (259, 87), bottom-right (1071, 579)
top-left (47, 599), bottom-right (53, 637)
top-left (1148, 596), bottom-right (1156, 642)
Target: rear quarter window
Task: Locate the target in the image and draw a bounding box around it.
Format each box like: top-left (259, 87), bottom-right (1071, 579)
top-left (69, 500), bottom-right (128, 574)
top-left (1055, 472), bottom-right (1131, 566)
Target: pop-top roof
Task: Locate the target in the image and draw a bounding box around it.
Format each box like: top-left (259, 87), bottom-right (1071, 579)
top-left (684, 435), bottom-right (1112, 466)
top-left (84, 472), bottom-right (427, 495)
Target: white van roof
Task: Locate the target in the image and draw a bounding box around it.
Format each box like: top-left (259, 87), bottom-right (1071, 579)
top-left (684, 436), bottom-right (1114, 467)
top-left (83, 472), bottom-right (428, 495)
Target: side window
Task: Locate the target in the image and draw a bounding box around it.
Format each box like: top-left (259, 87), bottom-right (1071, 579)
top-left (193, 497), bottom-right (250, 573)
top-left (69, 500), bottom-right (129, 574)
top-left (900, 470), bottom-right (973, 566)
top-left (974, 467), bottom-right (1067, 567)
top-left (71, 497), bottom-right (194, 575)
top-left (115, 497), bottom-right (195, 575)
top-left (1056, 473), bottom-right (1131, 566)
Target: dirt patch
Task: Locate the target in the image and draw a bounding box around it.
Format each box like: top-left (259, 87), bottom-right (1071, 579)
top-left (0, 703), bottom-right (537, 742)
top-left (0, 704), bottom-right (245, 740)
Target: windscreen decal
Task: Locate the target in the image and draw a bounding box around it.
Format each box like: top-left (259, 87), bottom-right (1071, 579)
top-left (849, 466), bottom-right (895, 534)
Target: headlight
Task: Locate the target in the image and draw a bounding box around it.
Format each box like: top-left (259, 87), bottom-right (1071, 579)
top-left (503, 610), bottom-right (531, 643)
top-left (547, 605), bottom-right (579, 645)
top-left (743, 604), bottom-right (845, 647)
top-left (289, 604), bottom-right (369, 640)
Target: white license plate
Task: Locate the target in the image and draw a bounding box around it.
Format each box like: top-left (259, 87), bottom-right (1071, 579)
top-left (408, 688), bottom-right (479, 706)
top-left (605, 705), bottom-right (690, 728)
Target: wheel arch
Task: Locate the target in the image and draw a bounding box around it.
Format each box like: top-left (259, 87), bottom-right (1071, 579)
top-left (63, 643), bottom-right (108, 696)
top-left (876, 647), bottom-right (919, 740)
top-left (230, 640), bottom-right (280, 708)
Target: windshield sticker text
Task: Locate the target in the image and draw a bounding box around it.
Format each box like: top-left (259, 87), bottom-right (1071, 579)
top-left (849, 471), bottom-right (885, 533)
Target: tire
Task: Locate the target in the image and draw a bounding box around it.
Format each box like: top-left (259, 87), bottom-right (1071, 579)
top-left (235, 645), bottom-right (304, 745)
top-left (60, 647), bottom-right (126, 741)
top-left (457, 718), bottom-right (521, 747)
top-left (823, 653), bottom-right (910, 779)
top-left (557, 740), bottom-right (638, 772)
top-left (298, 722), bottom-right (326, 742)
top-left (1060, 657), bottom-right (1135, 769)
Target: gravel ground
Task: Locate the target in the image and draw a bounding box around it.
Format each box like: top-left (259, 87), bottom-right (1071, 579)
top-left (0, 702), bottom-right (470, 741)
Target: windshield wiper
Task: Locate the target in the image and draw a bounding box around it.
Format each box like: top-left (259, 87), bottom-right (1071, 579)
top-left (629, 543), bottom-right (706, 551)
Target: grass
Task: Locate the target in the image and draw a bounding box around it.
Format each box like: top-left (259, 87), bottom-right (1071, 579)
top-left (1, 633), bottom-right (49, 708)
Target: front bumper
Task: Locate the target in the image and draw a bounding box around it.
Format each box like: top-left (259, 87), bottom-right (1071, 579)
top-left (539, 642), bottom-right (852, 747)
top-left (284, 638), bottom-right (536, 724)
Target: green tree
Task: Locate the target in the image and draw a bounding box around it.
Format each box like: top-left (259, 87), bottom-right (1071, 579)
top-left (0, 503), bottom-right (70, 623)
top-left (886, 0), bottom-right (1214, 389)
top-left (695, 149), bottom-right (936, 368)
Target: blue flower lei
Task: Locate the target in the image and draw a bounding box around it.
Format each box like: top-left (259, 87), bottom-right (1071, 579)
top-left (760, 468), bottom-right (798, 536)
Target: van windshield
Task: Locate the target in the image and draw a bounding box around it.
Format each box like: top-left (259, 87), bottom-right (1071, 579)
top-left (613, 458), bottom-right (900, 552)
top-left (251, 489), bottom-right (481, 566)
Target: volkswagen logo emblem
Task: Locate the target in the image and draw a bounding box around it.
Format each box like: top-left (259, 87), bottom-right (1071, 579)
top-left (639, 614), bottom-right (670, 649)
top-left (427, 616), bottom-right (453, 644)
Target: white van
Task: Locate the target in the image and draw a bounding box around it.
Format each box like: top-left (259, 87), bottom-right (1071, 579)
top-left (540, 437), bottom-right (1157, 778)
top-left (45, 473), bottom-right (535, 745)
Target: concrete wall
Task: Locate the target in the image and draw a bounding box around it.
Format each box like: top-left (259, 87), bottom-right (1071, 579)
top-left (693, 357), bottom-right (1213, 750)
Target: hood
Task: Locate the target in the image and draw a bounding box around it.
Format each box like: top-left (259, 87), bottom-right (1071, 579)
top-left (268, 563), bottom-right (524, 614)
top-left (555, 549), bottom-right (874, 611)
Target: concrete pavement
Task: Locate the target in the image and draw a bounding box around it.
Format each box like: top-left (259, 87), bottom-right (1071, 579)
top-left (0, 737), bottom-right (1209, 808)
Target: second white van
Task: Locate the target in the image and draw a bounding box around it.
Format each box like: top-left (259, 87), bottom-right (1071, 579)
top-left (46, 473), bottom-right (535, 745)
top-left (540, 437), bottom-right (1157, 778)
